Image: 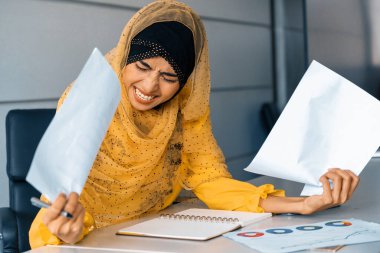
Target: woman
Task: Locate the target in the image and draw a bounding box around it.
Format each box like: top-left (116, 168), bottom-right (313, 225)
top-left (29, 0), bottom-right (359, 248)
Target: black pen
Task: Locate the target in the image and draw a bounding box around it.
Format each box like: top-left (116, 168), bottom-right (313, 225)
top-left (30, 197), bottom-right (73, 219)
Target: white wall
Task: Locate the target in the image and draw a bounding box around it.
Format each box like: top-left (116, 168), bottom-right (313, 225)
top-left (0, 0), bottom-right (274, 207)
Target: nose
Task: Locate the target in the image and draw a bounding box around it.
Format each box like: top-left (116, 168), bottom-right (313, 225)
top-left (142, 71), bottom-right (160, 93)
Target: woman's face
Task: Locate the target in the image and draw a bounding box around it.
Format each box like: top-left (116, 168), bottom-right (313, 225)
top-left (121, 57), bottom-right (180, 111)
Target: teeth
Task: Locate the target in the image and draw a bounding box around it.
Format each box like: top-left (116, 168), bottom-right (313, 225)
top-left (135, 88), bottom-right (154, 101)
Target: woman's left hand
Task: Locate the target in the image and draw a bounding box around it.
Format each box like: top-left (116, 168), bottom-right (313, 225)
top-left (302, 168), bottom-right (360, 215)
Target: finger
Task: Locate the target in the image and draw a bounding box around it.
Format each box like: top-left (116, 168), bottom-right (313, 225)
top-left (57, 201), bottom-right (83, 236)
top-left (331, 169), bottom-right (351, 204)
top-left (71, 204), bottom-right (85, 223)
top-left (42, 193), bottom-right (67, 224)
top-left (320, 176), bottom-right (333, 205)
top-left (57, 219), bottom-right (72, 237)
top-left (54, 206), bottom-right (81, 237)
top-left (64, 192), bottom-right (79, 218)
top-left (70, 222), bottom-right (84, 239)
top-left (345, 170), bottom-right (360, 199)
top-left (46, 215), bottom-right (68, 236)
top-left (44, 200), bottom-right (83, 238)
top-left (58, 206), bottom-right (85, 241)
top-left (72, 207), bottom-right (85, 234)
top-left (325, 170), bottom-right (342, 204)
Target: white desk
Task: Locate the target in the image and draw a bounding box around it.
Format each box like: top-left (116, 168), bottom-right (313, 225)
top-left (26, 159), bottom-right (380, 253)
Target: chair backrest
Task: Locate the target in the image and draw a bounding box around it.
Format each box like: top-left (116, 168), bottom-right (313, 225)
top-left (260, 103), bottom-right (280, 134)
top-left (6, 109), bottom-right (55, 252)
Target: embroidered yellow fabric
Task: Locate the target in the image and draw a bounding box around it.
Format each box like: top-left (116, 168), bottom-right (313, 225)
top-left (29, 0), bottom-right (284, 249)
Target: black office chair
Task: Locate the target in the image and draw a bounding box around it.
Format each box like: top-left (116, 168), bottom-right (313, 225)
top-left (260, 102), bottom-right (280, 134)
top-left (0, 109), bottom-right (55, 253)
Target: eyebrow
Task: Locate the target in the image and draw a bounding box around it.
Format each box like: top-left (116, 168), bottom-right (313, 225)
top-left (161, 71), bottom-right (178, 78)
top-left (139, 60), bottom-right (178, 78)
top-left (139, 60), bottom-right (152, 69)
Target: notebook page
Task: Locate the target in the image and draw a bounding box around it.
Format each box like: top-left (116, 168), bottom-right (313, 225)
top-left (176, 208), bottom-right (272, 227)
top-left (117, 217), bottom-right (239, 240)
top-left (117, 208), bottom-right (272, 240)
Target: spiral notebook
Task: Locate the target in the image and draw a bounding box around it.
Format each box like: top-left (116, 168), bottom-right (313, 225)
top-left (116, 208), bottom-right (271, 240)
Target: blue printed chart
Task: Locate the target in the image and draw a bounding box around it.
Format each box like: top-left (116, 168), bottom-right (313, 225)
top-left (223, 218), bottom-right (380, 253)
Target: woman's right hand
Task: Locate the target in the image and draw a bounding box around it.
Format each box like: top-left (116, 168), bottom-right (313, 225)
top-left (42, 192), bottom-right (85, 244)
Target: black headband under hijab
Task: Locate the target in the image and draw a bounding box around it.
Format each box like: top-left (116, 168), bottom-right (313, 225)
top-left (127, 21), bottom-right (195, 87)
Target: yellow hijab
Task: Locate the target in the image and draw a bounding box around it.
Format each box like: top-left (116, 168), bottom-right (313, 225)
top-left (58, 0), bottom-right (230, 228)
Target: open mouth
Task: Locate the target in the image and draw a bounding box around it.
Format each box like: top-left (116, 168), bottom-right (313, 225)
top-left (135, 87), bottom-right (155, 102)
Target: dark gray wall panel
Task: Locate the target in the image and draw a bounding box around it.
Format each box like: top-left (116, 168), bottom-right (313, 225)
top-left (205, 22), bottom-right (273, 89)
top-left (226, 155), bottom-right (257, 181)
top-left (285, 30), bottom-right (307, 98)
top-left (0, 0), bottom-right (275, 207)
top-left (80, 0), bottom-right (271, 25)
top-left (0, 0), bottom-right (133, 101)
top-left (0, 0), bottom-right (273, 101)
top-left (210, 88), bottom-right (272, 162)
top-left (307, 0), bottom-right (380, 98)
top-left (307, 0), bottom-right (364, 37)
top-left (283, 0), bottom-right (304, 30)
top-left (272, 0), bottom-right (308, 108)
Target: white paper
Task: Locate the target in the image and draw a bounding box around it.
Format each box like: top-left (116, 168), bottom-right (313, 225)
top-left (26, 48), bottom-right (121, 201)
top-left (245, 60), bottom-right (380, 195)
top-left (224, 218), bottom-right (380, 253)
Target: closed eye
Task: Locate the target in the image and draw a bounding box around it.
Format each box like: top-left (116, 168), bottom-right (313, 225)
top-left (136, 63), bottom-right (149, 72)
top-left (162, 76), bottom-right (178, 83)
top-left (137, 60), bottom-right (178, 83)
top-left (160, 72), bottom-right (178, 83)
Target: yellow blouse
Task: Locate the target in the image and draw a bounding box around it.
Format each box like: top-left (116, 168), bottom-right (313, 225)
top-left (29, 0), bottom-right (284, 249)
top-left (29, 108), bottom-right (284, 249)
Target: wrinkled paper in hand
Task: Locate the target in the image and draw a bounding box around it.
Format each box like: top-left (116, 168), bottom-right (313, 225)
top-left (245, 60), bottom-right (380, 196)
top-left (27, 48), bottom-right (121, 201)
